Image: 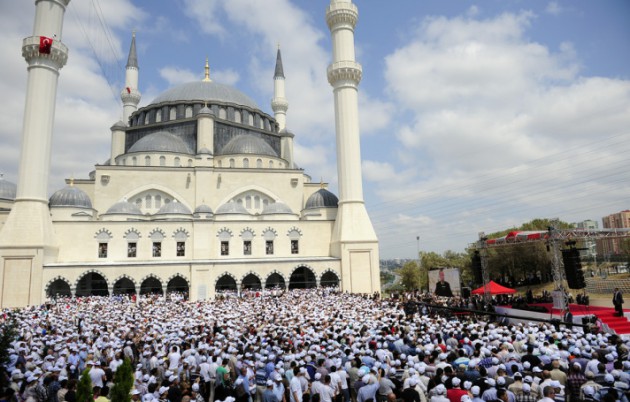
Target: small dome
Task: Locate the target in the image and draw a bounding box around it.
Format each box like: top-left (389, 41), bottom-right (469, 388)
top-left (49, 185), bottom-right (93, 209)
top-left (128, 132), bottom-right (192, 154)
top-left (305, 189), bottom-right (339, 209)
top-left (151, 81), bottom-right (260, 110)
top-left (110, 120), bottom-right (126, 130)
top-left (279, 128), bottom-right (295, 138)
top-left (197, 106), bottom-right (215, 116)
top-left (198, 147), bottom-right (212, 155)
top-left (221, 134), bottom-right (278, 157)
top-left (105, 200), bottom-right (143, 215)
top-left (215, 201), bottom-right (250, 215)
top-left (194, 204), bottom-right (214, 214)
top-left (156, 200), bottom-right (192, 215)
top-left (0, 176), bottom-right (17, 201)
top-left (262, 202), bottom-right (293, 215)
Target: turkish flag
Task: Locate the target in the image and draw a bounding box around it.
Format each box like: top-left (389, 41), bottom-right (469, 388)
top-left (39, 36), bottom-right (53, 54)
top-left (126, 87), bottom-right (131, 94)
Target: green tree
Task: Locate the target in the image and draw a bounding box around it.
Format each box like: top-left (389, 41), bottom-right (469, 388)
top-left (398, 260), bottom-right (422, 291)
top-left (77, 369), bottom-right (93, 402)
top-left (0, 319), bottom-right (19, 389)
top-left (110, 358), bottom-right (134, 402)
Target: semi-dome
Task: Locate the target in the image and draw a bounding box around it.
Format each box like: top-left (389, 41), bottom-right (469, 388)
top-left (151, 81), bottom-right (259, 110)
top-left (221, 134), bottom-right (278, 157)
top-left (215, 201), bottom-right (250, 215)
top-left (305, 189), bottom-right (339, 209)
top-left (194, 204), bottom-right (213, 214)
top-left (156, 200), bottom-right (192, 215)
top-left (128, 132), bottom-right (192, 154)
top-left (262, 202), bottom-right (293, 215)
top-left (49, 185), bottom-right (93, 209)
top-left (0, 176), bottom-right (17, 201)
top-left (104, 200), bottom-right (143, 215)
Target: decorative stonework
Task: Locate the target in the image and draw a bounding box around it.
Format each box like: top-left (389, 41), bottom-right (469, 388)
top-left (325, 3), bottom-right (358, 30)
top-left (94, 228), bottom-right (113, 240)
top-left (22, 36), bottom-right (68, 69)
top-left (75, 270), bottom-right (109, 288)
top-left (214, 272), bottom-right (238, 285)
top-left (113, 274), bottom-right (137, 287)
top-left (327, 61), bottom-right (362, 87)
top-left (287, 227), bottom-right (302, 237)
top-left (167, 274), bottom-right (190, 287)
top-left (140, 274), bottom-right (163, 286)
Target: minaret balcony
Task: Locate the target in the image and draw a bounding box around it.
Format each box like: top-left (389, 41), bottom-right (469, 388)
top-left (22, 36), bottom-right (68, 68)
top-left (327, 60), bottom-right (362, 87)
top-left (326, 2), bottom-right (358, 30)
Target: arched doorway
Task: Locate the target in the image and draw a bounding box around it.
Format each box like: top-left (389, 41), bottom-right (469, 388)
top-left (215, 274), bottom-right (237, 292)
top-left (241, 273), bottom-right (262, 290)
top-left (46, 279), bottom-right (72, 298)
top-left (113, 277), bottom-right (136, 295)
top-left (167, 276), bottom-right (189, 294)
top-left (265, 273), bottom-right (285, 289)
top-left (289, 266), bottom-right (316, 289)
top-left (76, 272), bottom-right (109, 297)
top-left (140, 276), bottom-right (163, 295)
top-left (320, 271), bottom-right (340, 287)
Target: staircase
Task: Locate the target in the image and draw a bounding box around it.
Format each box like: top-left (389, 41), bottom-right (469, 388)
top-left (596, 309), bottom-right (630, 335)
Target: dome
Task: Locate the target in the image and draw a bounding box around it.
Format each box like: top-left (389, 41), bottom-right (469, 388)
top-left (221, 134), bottom-right (278, 157)
top-left (215, 201), bottom-right (250, 215)
top-left (151, 81), bottom-right (259, 110)
top-left (0, 176), bottom-right (17, 201)
top-left (194, 204), bottom-right (213, 214)
top-left (305, 189), bottom-right (339, 209)
top-left (262, 202), bottom-right (293, 215)
top-left (156, 200), bottom-right (192, 215)
top-left (104, 200), bottom-right (143, 215)
top-left (49, 185), bottom-right (93, 209)
top-left (128, 132), bottom-right (192, 154)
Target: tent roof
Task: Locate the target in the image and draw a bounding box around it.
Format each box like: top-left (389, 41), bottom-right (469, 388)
top-left (471, 280), bottom-right (516, 295)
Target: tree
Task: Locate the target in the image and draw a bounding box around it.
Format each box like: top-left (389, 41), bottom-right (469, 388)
top-left (0, 318), bottom-right (19, 389)
top-left (110, 358), bottom-right (134, 402)
top-left (398, 261), bottom-right (422, 291)
top-left (76, 369), bottom-right (93, 402)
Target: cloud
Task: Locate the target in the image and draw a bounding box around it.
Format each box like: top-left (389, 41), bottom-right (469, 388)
top-left (545, 2), bottom-right (563, 15)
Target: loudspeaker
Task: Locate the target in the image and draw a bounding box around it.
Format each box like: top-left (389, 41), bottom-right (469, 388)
top-left (562, 248), bottom-right (586, 289)
top-left (461, 287), bottom-right (471, 299)
top-left (471, 251), bottom-right (483, 285)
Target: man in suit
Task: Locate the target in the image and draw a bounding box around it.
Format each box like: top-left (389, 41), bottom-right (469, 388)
top-left (613, 288), bottom-right (624, 317)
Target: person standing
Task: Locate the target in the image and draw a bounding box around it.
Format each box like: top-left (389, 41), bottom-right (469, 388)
top-left (613, 288), bottom-right (624, 317)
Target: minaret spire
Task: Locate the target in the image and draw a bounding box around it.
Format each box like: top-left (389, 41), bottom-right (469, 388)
top-left (271, 45), bottom-right (293, 167)
top-left (326, 0), bottom-right (380, 293)
top-left (121, 31), bottom-right (141, 125)
top-left (203, 57), bottom-right (212, 82)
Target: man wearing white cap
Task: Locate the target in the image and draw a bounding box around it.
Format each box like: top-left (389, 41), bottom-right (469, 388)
top-left (88, 361), bottom-right (106, 388)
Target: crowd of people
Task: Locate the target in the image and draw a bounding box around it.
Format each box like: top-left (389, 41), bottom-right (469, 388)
top-left (1, 289), bottom-right (629, 402)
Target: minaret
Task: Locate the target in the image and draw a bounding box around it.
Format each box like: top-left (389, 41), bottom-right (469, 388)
top-left (326, 0), bottom-right (380, 293)
top-left (121, 31), bottom-right (141, 125)
top-left (271, 46), bottom-right (288, 131)
top-left (0, 0), bottom-right (71, 307)
top-left (271, 47), bottom-right (295, 168)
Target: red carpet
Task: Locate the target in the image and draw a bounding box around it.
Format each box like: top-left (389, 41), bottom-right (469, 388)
top-left (511, 303), bottom-right (630, 335)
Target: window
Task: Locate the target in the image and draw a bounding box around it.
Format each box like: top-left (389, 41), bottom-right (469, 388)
top-left (145, 156), bottom-right (151, 166)
top-left (221, 241), bottom-right (229, 256)
top-left (155, 195), bottom-right (162, 208)
top-left (145, 195), bottom-right (152, 209)
top-left (174, 157), bottom-right (180, 167)
top-left (229, 158), bottom-right (235, 168)
top-left (156, 109), bottom-right (162, 122)
top-left (291, 240), bottom-right (299, 254)
top-left (244, 240), bottom-right (252, 255)
top-left (169, 107), bottom-right (177, 120)
top-left (132, 156), bottom-right (137, 166)
top-left (152, 242), bottom-right (161, 257)
top-left (177, 242), bottom-right (185, 257)
top-left (98, 243), bottom-right (108, 258)
top-left (243, 158), bottom-right (249, 168)
top-left (159, 156), bottom-right (166, 166)
top-left (128, 242), bottom-right (137, 258)
top-left (234, 110), bottom-right (241, 123)
top-left (219, 108), bottom-right (227, 119)
top-left (266, 240), bottom-right (274, 255)
top-left (185, 106), bottom-right (193, 118)
top-left (257, 159), bottom-right (262, 168)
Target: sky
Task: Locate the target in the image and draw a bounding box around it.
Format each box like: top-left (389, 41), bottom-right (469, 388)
top-left (0, 0), bottom-right (629, 259)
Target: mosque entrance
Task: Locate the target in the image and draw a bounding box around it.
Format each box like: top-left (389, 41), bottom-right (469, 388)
top-left (265, 273), bottom-right (285, 290)
top-left (140, 277), bottom-right (163, 295)
top-left (113, 277), bottom-right (136, 295)
top-left (289, 266), bottom-right (316, 289)
top-left (76, 272), bottom-right (109, 297)
top-left (215, 274), bottom-right (237, 292)
top-left (167, 276), bottom-right (189, 295)
top-left (46, 279), bottom-right (72, 298)
top-left (241, 274), bottom-right (262, 290)
top-left (320, 271), bottom-right (340, 287)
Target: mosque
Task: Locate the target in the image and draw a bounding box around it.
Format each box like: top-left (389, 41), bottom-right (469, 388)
top-left (0, 0), bottom-right (380, 307)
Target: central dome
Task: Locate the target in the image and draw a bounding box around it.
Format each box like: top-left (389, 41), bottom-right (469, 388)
top-left (151, 81), bottom-right (260, 110)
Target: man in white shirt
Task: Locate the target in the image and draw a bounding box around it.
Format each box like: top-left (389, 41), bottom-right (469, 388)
top-left (88, 361), bottom-right (106, 388)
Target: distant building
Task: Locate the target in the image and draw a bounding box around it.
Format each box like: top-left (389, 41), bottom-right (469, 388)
top-left (599, 210), bottom-right (630, 255)
top-left (575, 219), bottom-right (598, 230)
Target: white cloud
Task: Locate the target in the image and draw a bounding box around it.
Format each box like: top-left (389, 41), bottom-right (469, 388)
top-left (545, 2), bottom-right (563, 15)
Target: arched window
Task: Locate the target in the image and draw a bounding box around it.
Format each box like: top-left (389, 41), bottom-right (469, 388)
top-left (132, 156), bottom-right (137, 166)
top-left (174, 157), bottom-right (180, 167)
top-left (145, 113), bottom-right (150, 125)
top-left (234, 110), bottom-right (242, 123)
top-left (243, 158), bottom-right (249, 168)
top-left (169, 107), bottom-right (177, 120)
top-left (219, 108), bottom-right (227, 119)
top-left (229, 159), bottom-right (235, 168)
top-left (248, 114), bottom-right (254, 126)
top-left (156, 109), bottom-right (162, 122)
top-left (269, 160), bottom-right (274, 168)
top-left (259, 118), bottom-right (264, 129)
top-left (256, 159), bottom-right (262, 168)
top-left (245, 196), bottom-right (252, 209)
top-left (185, 106), bottom-right (193, 118)
top-left (145, 195), bottom-right (152, 208)
top-left (159, 156), bottom-right (166, 166)
top-left (188, 159), bottom-right (193, 167)
top-left (254, 196), bottom-right (260, 209)
top-left (155, 195), bottom-right (162, 208)
top-left (145, 156), bottom-right (151, 166)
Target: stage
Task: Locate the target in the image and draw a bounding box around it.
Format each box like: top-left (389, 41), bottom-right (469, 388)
top-left (494, 303), bottom-right (630, 336)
